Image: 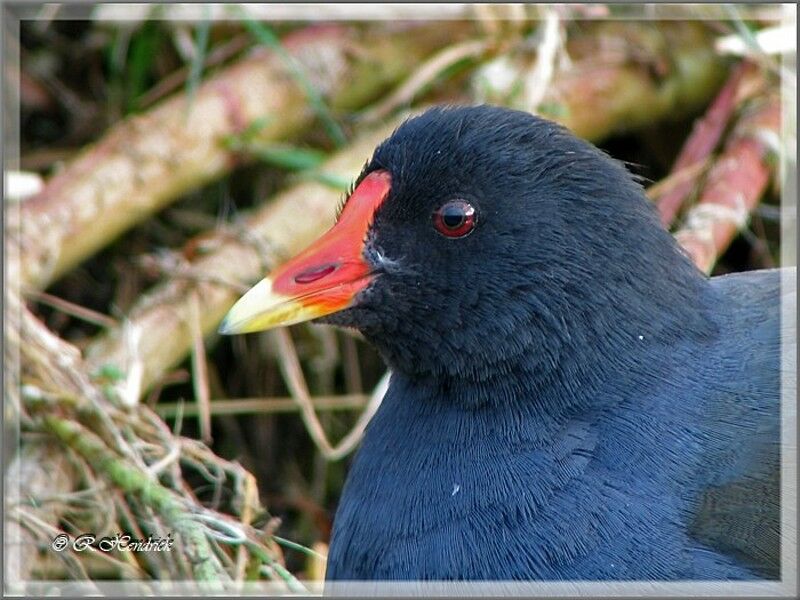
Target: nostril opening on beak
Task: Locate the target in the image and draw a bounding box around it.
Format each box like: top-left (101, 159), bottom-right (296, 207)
top-left (294, 263), bottom-right (338, 284)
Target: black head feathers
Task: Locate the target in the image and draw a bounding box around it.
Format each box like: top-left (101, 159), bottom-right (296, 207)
top-left (322, 105), bottom-right (716, 385)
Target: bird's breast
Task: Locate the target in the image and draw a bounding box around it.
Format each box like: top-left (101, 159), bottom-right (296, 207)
top-left (326, 384), bottom-right (619, 579)
top-left (324, 367), bottom-right (758, 581)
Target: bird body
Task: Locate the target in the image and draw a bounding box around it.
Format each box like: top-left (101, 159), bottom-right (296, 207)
top-left (220, 105), bottom-right (792, 581)
top-left (325, 269), bottom-right (786, 580)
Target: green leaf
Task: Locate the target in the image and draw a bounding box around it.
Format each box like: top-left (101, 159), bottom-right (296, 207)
top-left (94, 363), bottom-right (125, 382)
top-left (127, 21), bottom-right (163, 113)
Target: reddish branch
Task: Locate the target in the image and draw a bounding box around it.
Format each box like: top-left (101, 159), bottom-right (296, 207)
top-left (13, 22), bottom-right (474, 291)
top-left (655, 60), bottom-right (762, 226)
top-left (674, 95), bottom-right (780, 273)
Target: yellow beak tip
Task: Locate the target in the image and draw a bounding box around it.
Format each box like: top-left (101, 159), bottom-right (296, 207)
top-left (218, 276), bottom-right (336, 335)
top-left (217, 316), bottom-right (237, 335)
top-left (218, 277), bottom-right (278, 335)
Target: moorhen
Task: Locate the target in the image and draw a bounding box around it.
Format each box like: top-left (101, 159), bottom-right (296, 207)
top-left (220, 105), bottom-right (792, 581)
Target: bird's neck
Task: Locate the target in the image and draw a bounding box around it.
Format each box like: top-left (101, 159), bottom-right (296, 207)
top-left (387, 341), bottom-right (627, 430)
top-left (372, 266), bottom-right (719, 419)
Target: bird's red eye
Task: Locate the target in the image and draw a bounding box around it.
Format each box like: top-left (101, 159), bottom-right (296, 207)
top-left (433, 200), bottom-right (476, 238)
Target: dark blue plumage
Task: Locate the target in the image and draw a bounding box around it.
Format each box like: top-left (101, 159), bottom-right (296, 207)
top-left (317, 106), bottom-right (791, 581)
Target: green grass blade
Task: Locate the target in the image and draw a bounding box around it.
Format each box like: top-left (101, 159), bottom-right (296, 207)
top-left (249, 144), bottom-right (327, 171)
top-left (186, 10), bottom-right (211, 115)
top-left (236, 9), bottom-right (347, 147)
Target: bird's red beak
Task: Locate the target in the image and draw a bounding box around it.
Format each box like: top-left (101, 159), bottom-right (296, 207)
top-left (219, 170), bottom-right (391, 334)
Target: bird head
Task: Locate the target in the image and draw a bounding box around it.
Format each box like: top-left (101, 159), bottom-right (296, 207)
top-left (220, 105), bottom-right (712, 382)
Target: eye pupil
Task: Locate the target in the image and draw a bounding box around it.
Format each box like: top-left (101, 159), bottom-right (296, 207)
top-left (433, 200), bottom-right (476, 238)
top-left (442, 209), bottom-right (465, 229)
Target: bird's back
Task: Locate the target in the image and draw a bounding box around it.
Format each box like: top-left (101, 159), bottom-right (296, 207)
top-left (686, 267), bottom-right (794, 578)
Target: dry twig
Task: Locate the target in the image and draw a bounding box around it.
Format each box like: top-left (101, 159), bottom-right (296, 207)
top-left (655, 61), bottom-right (761, 226)
top-left (674, 94), bottom-right (781, 273)
top-left (359, 39), bottom-right (491, 124)
top-left (155, 394), bottom-right (369, 419)
top-left (189, 291), bottom-right (213, 444)
top-left (271, 328), bottom-right (390, 461)
top-left (85, 121), bottom-right (399, 392)
top-left (15, 21), bottom-right (474, 290)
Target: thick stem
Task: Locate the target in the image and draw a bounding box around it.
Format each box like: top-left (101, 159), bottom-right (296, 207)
top-left (85, 121), bottom-right (397, 391)
top-left (15, 21), bottom-right (474, 290)
top-left (532, 22), bottom-right (729, 140)
top-left (655, 61), bottom-right (755, 226)
top-left (674, 95), bottom-right (780, 273)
